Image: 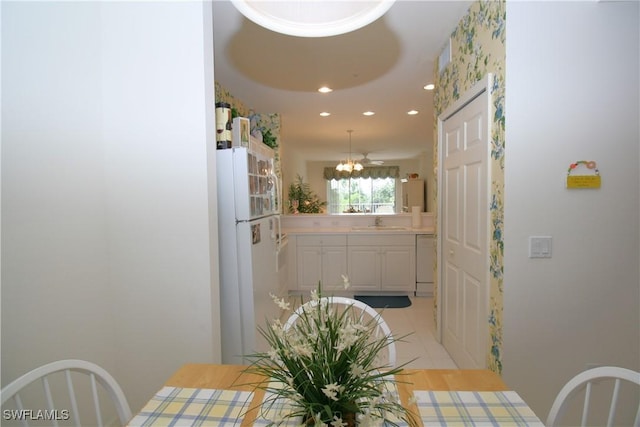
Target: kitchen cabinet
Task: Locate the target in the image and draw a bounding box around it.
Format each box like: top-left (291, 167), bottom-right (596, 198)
top-left (346, 246), bottom-right (379, 291)
top-left (296, 235), bottom-right (347, 291)
top-left (348, 235), bottom-right (416, 292)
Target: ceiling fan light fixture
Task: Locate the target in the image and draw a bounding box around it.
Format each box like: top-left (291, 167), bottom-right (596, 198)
top-left (230, 0), bottom-right (396, 38)
top-left (336, 130), bottom-right (363, 172)
top-left (335, 160), bottom-right (362, 172)
top-left (336, 161), bottom-right (351, 172)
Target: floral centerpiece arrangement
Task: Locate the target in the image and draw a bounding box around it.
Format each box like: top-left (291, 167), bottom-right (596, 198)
top-left (243, 278), bottom-right (418, 426)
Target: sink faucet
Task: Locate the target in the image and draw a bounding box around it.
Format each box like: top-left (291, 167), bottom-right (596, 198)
top-left (375, 216), bottom-right (383, 226)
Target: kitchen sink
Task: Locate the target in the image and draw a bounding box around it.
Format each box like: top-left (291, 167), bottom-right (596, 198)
top-left (351, 225), bottom-right (409, 231)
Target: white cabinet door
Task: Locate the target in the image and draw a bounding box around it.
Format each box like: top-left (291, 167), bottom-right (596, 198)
top-left (297, 246), bottom-right (323, 290)
top-left (347, 234), bottom-right (416, 292)
top-left (348, 246), bottom-right (380, 290)
top-left (322, 246), bottom-right (348, 289)
top-left (296, 235), bottom-right (347, 291)
top-left (380, 246), bottom-right (415, 291)
top-left (296, 234), bottom-right (416, 293)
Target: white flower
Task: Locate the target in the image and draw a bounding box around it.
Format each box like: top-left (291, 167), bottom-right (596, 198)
top-left (268, 348), bottom-right (280, 363)
top-left (311, 413), bottom-right (328, 427)
top-left (335, 322), bottom-right (361, 353)
top-left (269, 292), bottom-right (291, 310)
top-left (271, 318), bottom-right (286, 340)
top-left (341, 274), bottom-right (351, 289)
top-left (357, 412), bottom-right (383, 427)
top-left (291, 342), bottom-right (312, 359)
top-left (271, 318), bottom-right (284, 331)
top-left (350, 363), bottom-right (367, 378)
top-left (335, 334), bottom-right (357, 353)
top-left (321, 383), bottom-right (343, 401)
top-left (310, 288), bottom-right (319, 302)
top-left (330, 415), bottom-right (347, 427)
top-left (351, 322), bottom-right (368, 333)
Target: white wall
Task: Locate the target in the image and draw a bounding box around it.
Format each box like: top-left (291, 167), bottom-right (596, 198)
top-left (503, 1), bottom-right (639, 422)
top-left (2, 1), bottom-right (221, 414)
top-left (280, 141), bottom-right (308, 205)
top-left (2, 0), bottom-right (116, 380)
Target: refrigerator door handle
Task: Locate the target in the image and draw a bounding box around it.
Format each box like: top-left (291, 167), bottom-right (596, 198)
top-left (275, 215), bottom-right (282, 272)
top-left (271, 172), bottom-right (282, 215)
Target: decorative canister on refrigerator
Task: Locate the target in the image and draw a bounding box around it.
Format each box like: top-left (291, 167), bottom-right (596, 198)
top-left (215, 102), bottom-right (232, 149)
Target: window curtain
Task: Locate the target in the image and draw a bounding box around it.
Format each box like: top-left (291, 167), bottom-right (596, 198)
top-left (323, 166), bottom-right (400, 180)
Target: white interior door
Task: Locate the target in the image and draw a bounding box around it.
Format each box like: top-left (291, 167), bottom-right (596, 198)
top-left (439, 77), bottom-right (491, 368)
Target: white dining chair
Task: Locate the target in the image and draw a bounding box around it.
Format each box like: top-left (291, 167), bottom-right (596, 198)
top-left (284, 296), bottom-right (397, 367)
top-left (1, 359), bottom-right (132, 427)
top-left (546, 366), bottom-right (640, 427)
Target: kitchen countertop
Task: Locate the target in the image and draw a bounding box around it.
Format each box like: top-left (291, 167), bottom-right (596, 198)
top-left (284, 227), bottom-right (435, 235)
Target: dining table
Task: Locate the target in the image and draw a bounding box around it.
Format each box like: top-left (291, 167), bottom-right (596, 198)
top-left (127, 363), bottom-right (544, 426)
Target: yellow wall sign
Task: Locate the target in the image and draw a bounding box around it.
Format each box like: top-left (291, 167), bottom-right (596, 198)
top-left (567, 160), bottom-right (601, 189)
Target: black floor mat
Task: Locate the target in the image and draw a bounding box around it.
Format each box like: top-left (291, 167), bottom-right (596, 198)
top-left (354, 295), bottom-right (412, 308)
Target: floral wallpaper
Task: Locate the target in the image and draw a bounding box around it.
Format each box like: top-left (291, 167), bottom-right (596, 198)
top-left (215, 81), bottom-right (282, 175)
top-left (433, 0), bottom-right (506, 373)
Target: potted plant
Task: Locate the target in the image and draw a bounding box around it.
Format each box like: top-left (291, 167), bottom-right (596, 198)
top-left (243, 279), bottom-right (418, 426)
top-left (288, 175), bottom-right (326, 214)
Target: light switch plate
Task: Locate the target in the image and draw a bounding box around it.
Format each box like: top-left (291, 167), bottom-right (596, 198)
top-left (529, 236), bottom-right (552, 258)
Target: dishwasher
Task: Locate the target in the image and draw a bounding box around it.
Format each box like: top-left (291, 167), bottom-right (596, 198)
top-left (416, 235), bottom-right (435, 296)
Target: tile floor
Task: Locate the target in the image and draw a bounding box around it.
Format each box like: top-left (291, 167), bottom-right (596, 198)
top-left (376, 296), bottom-right (457, 369)
top-left (283, 294), bottom-right (457, 369)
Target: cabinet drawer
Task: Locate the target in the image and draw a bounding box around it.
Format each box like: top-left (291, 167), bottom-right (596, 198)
top-left (297, 234), bottom-right (347, 246)
top-left (348, 234), bottom-right (414, 246)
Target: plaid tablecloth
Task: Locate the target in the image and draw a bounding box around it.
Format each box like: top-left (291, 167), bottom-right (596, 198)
top-left (127, 387), bottom-right (253, 426)
top-left (413, 390), bottom-right (544, 426)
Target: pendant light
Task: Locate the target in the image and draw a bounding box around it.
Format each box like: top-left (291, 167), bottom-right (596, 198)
top-left (336, 130), bottom-right (363, 172)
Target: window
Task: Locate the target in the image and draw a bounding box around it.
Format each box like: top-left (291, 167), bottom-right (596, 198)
top-left (327, 177), bottom-right (396, 214)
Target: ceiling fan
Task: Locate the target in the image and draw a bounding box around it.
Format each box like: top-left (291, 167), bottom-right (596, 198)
top-left (357, 153), bottom-right (384, 165)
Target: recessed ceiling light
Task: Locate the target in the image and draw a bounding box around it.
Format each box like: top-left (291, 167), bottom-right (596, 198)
top-left (320, 112), bottom-right (331, 117)
top-left (318, 86), bottom-right (333, 93)
top-left (407, 110), bottom-right (419, 115)
top-left (423, 83), bottom-right (435, 91)
top-left (363, 111), bottom-right (375, 116)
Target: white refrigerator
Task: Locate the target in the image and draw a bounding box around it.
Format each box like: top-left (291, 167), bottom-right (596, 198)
top-left (402, 179), bottom-right (425, 212)
top-left (217, 140), bottom-right (283, 364)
